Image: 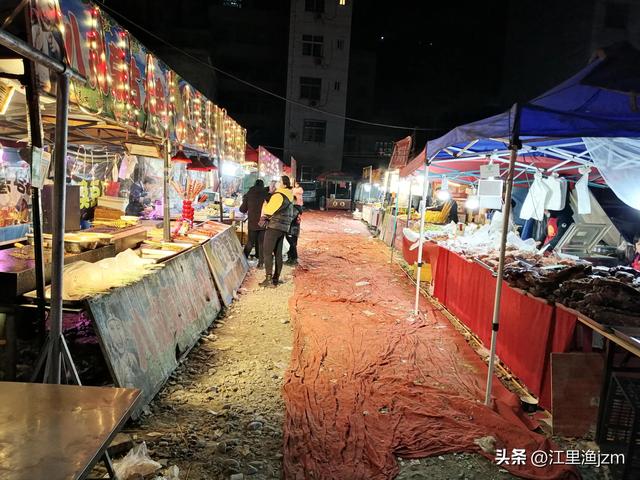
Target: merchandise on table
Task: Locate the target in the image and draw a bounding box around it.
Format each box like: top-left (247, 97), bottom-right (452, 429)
top-left (555, 267), bottom-right (640, 327)
top-left (50, 249), bottom-right (161, 301)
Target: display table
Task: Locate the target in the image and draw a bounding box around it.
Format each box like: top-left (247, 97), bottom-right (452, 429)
top-left (0, 382), bottom-right (140, 480)
top-left (432, 246), bottom-right (578, 409)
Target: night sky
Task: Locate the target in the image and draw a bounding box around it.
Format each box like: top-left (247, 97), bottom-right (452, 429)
top-left (104, 0), bottom-right (515, 166)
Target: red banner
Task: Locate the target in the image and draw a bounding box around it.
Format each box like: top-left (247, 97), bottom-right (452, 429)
top-left (388, 136), bottom-right (412, 170)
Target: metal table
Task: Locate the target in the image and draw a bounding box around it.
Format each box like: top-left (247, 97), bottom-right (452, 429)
top-left (0, 382), bottom-right (140, 480)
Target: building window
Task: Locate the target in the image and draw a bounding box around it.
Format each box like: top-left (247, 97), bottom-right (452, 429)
top-left (302, 35), bottom-right (324, 57)
top-left (300, 77), bottom-right (322, 101)
top-left (222, 0), bottom-right (242, 7)
top-left (336, 39), bottom-right (345, 50)
top-left (305, 0), bottom-right (325, 13)
top-left (302, 120), bottom-right (326, 143)
top-left (334, 80), bottom-right (340, 91)
top-left (604, 1), bottom-right (629, 29)
top-left (375, 141), bottom-right (394, 157)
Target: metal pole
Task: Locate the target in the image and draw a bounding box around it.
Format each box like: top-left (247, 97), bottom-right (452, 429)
top-left (22, 58), bottom-right (47, 334)
top-left (414, 162), bottom-right (430, 315)
top-left (217, 164), bottom-right (224, 223)
top-left (407, 177), bottom-right (414, 228)
top-left (163, 139), bottom-right (171, 241)
top-left (484, 142), bottom-right (518, 405)
top-left (46, 72), bottom-right (69, 384)
top-left (0, 27), bottom-right (84, 82)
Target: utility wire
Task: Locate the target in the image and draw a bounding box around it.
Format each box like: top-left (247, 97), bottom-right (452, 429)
top-left (94, 1), bottom-right (440, 132)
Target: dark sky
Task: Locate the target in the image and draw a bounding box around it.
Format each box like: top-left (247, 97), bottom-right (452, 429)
top-left (350, 0), bottom-right (510, 130)
top-left (103, 0), bottom-right (511, 155)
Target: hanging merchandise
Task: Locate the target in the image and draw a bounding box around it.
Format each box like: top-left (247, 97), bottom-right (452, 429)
top-left (575, 166), bottom-right (592, 215)
top-left (519, 172), bottom-right (549, 221)
top-left (542, 174), bottom-right (567, 210)
top-left (583, 137), bottom-right (640, 211)
top-left (119, 153), bottom-right (137, 180)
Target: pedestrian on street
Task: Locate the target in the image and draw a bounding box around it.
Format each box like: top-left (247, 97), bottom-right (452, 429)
top-left (259, 175), bottom-right (295, 287)
top-left (286, 181), bottom-right (304, 265)
top-left (239, 178), bottom-right (270, 267)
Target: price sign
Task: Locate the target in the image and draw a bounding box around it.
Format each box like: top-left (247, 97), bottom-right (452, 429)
top-left (480, 163), bottom-right (500, 178)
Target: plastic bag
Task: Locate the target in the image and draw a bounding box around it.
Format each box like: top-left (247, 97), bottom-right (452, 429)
top-left (154, 465), bottom-right (180, 480)
top-left (506, 231), bottom-right (538, 253)
top-left (114, 442), bottom-right (161, 480)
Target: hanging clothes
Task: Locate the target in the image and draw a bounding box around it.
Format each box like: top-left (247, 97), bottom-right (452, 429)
top-left (542, 175), bottom-right (567, 210)
top-left (575, 168), bottom-right (592, 214)
top-left (520, 173), bottom-right (549, 221)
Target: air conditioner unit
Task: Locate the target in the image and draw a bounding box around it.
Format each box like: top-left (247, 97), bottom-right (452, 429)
top-left (309, 100), bottom-right (318, 107)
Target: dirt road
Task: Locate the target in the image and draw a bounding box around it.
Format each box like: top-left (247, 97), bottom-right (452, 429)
top-left (124, 266), bottom-right (294, 479)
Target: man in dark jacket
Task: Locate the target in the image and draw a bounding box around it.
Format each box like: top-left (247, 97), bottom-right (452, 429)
top-left (240, 179), bottom-right (270, 267)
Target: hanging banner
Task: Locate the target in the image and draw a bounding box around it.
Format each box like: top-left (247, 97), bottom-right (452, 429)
top-left (388, 136), bottom-right (413, 170)
top-left (258, 147), bottom-right (282, 180)
top-left (30, 0), bottom-right (246, 158)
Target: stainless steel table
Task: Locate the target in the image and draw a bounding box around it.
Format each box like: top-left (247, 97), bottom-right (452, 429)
top-left (0, 382), bottom-right (141, 480)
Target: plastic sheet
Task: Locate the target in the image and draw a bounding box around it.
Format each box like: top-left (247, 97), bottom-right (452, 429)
top-left (583, 137), bottom-right (640, 211)
top-left (284, 212), bottom-right (577, 480)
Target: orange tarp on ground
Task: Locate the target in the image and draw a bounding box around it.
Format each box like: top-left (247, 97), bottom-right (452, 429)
top-left (283, 211), bottom-right (577, 480)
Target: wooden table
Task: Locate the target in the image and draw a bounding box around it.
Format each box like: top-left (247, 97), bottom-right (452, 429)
top-left (556, 303), bottom-right (640, 447)
top-left (0, 382), bottom-right (140, 480)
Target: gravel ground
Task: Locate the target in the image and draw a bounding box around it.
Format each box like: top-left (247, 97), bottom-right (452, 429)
top-left (116, 263), bottom-right (295, 480)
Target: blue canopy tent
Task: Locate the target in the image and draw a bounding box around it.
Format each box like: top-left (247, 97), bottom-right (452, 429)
top-left (408, 43), bottom-right (640, 405)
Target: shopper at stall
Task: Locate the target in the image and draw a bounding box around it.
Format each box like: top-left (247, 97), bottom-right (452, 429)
top-left (240, 179), bottom-right (270, 267)
top-left (286, 181), bottom-right (304, 265)
top-left (260, 176), bottom-right (295, 287)
top-left (125, 176), bottom-right (155, 217)
top-left (542, 203), bottom-right (574, 253)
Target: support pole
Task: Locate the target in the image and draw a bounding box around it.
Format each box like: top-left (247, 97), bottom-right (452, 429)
top-left (46, 72), bottom-right (69, 384)
top-left (407, 177), bottom-right (414, 228)
top-left (217, 165), bottom-right (224, 223)
top-left (390, 186), bottom-right (400, 264)
top-left (414, 162), bottom-right (430, 315)
top-left (23, 58), bottom-right (46, 336)
top-left (163, 139), bottom-right (171, 241)
top-left (484, 140), bottom-right (519, 406)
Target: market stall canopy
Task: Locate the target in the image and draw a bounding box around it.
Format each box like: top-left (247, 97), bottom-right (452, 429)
top-left (402, 44), bottom-right (640, 202)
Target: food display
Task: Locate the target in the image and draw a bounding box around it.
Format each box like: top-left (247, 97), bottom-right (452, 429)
top-left (555, 267), bottom-right (640, 327)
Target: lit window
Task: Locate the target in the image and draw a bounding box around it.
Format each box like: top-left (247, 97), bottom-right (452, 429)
top-left (302, 35), bottom-right (324, 57)
top-left (300, 77), bottom-right (322, 101)
top-left (305, 0), bottom-right (325, 13)
top-left (303, 120), bottom-right (326, 143)
top-left (222, 0), bottom-right (242, 7)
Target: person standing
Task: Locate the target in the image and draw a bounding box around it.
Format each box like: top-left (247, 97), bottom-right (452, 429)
top-left (260, 176), bottom-right (295, 287)
top-left (286, 181), bottom-right (304, 265)
top-left (125, 176), bottom-right (155, 217)
top-left (240, 179), bottom-right (270, 267)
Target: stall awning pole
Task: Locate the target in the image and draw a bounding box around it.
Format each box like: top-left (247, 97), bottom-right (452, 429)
top-left (0, 27), bottom-right (84, 82)
top-left (46, 72), bottom-right (70, 384)
top-left (407, 177), bottom-right (414, 228)
top-left (390, 183), bottom-right (400, 264)
top-left (484, 135), bottom-right (520, 406)
top-left (23, 58), bottom-right (47, 336)
top-left (163, 139), bottom-right (171, 242)
top-left (413, 161), bottom-right (430, 315)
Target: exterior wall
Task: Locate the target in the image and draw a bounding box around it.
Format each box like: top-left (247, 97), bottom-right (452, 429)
top-left (283, 0), bottom-right (353, 174)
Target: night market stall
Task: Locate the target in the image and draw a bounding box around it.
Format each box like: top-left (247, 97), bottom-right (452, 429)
top-left (395, 44), bottom-right (640, 471)
top-left (0, 0), bottom-right (248, 422)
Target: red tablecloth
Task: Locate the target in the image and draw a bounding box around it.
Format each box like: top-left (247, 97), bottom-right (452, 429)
top-left (402, 236), bottom-right (440, 277)
top-left (432, 246), bottom-right (576, 410)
